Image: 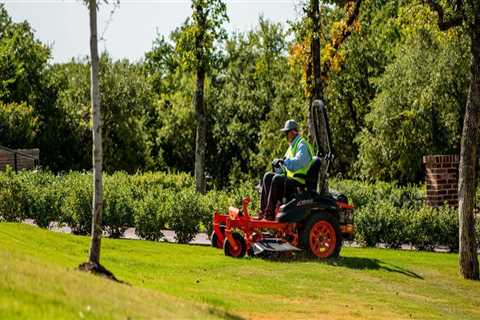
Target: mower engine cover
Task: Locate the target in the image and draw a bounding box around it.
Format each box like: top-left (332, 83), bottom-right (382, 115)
top-left (276, 197), bottom-right (310, 223)
top-left (276, 192), bottom-right (340, 223)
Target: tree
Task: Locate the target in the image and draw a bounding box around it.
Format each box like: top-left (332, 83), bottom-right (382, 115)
top-left (78, 0), bottom-right (114, 278)
top-left (355, 17), bottom-right (469, 182)
top-left (88, 0), bottom-right (103, 267)
top-left (0, 102), bottom-right (38, 148)
top-left (53, 55), bottom-right (155, 172)
top-left (176, 0), bottom-right (228, 194)
top-left (295, 0), bottom-right (362, 193)
top-left (210, 18), bottom-right (297, 186)
top-left (324, 0), bottom-right (402, 176)
top-left (422, 0), bottom-right (479, 280)
top-left (0, 4), bottom-right (50, 106)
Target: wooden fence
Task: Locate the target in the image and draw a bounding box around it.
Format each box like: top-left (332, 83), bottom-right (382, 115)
top-left (0, 147), bottom-right (39, 171)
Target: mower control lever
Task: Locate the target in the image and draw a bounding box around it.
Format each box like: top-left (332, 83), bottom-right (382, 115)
top-left (272, 158), bottom-right (284, 171)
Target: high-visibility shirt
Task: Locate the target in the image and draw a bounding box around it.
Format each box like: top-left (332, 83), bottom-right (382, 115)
top-left (284, 135), bottom-right (315, 185)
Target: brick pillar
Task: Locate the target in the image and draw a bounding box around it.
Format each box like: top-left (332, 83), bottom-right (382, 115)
top-left (423, 155), bottom-right (459, 207)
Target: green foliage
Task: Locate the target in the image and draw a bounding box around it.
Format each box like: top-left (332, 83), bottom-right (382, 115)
top-left (175, 0), bottom-right (228, 73)
top-left (18, 170), bottom-right (62, 228)
top-left (0, 4), bottom-right (50, 105)
top-left (212, 19), bottom-right (305, 183)
top-left (354, 201), bottom-right (460, 251)
top-left (0, 167), bottom-right (26, 222)
top-left (476, 216), bottom-right (480, 246)
top-left (134, 191), bottom-right (170, 241)
top-left (52, 55), bottom-right (156, 172)
top-left (329, 178), bottom-right (424, 209)
top-left (0, 102), bottom-right (38, 148)
top-left (355, 8), bottom-right (470, 182)
top-left (355, 201), bottom-right (409, 248)
top-left (324, 0), bottom-right (402, 175)
top-left (200, 190), bottom-right (233, 234)
top-left (1, 169), bottom-right (477, 250)
top-left (58, 172), bottom-right (92, 235)
top-left (331, 178), bottom-right (464, 251)
top-left (132, 171), bottom-right (194, 192)
top-left (0, 2), bottom-right (474, 188)
top-left (103, 172), bottom-right (137, 238)
top-left (167, 188), bottom-right (203, 244)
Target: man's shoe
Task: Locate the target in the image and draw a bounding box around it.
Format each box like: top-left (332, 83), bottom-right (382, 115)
top-left (257, 210), bottom-right (266, 220)
top-left (265, 211), bottom-right (275, 221)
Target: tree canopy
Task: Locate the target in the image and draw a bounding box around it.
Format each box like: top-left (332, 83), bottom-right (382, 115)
top-left (0, 2), bottom-right (473, 187)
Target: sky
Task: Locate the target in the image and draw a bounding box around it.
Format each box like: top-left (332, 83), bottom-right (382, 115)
top-left (2, 0), bottom-right (301, 63)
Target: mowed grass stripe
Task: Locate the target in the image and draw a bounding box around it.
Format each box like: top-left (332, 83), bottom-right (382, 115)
top-left (0, 223), bottom-right (479, 319)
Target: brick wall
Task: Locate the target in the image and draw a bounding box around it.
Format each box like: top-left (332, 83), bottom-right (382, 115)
top-left (423, 155), bottom-right (459, 207)
top-left (0, 149), bottom-right (39, 171)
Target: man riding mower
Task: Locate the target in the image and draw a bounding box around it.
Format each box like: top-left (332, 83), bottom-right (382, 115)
top-left (260, 119), bottom-right (316, 221)
top-left (211, 100), bottom-right (355, 259)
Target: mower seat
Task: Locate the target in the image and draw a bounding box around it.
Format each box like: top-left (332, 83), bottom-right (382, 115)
top-left (304, 156), bottom-right (322, 193)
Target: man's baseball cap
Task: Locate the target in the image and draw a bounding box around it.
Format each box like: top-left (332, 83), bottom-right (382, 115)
top-left (280, 119), bottom-right (298, 132)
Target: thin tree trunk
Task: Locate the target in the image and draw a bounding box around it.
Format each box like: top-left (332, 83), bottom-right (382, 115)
top-left (194, 65), bottom-right (207, 194)
top-left (310, 0), bottom-right (321, 102)
top-left (193, 4), bottom-right (207, 195)
top-left (307, 0), bottom-right (321, 145)
top-left (309, 0), bottom-right (329, 194)
top-left (458, 21), bottom-right (480, 280)
top-left (88, 0), bottom-right (103, 265)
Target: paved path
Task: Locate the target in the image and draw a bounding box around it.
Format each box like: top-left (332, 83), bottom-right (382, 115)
top-left (24, 220), bottom-right (212, 246)
top-left (123, 228), bottom-right (211, 245)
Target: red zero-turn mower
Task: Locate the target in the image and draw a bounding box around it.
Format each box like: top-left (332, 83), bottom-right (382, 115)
top-left (211, 100), bottom-right (355, 259)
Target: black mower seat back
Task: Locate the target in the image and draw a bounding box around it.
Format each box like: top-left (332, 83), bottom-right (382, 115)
top-left (276, 157), bottom-right (323, 223)
top-left (305, 156), bottom-right (322, 192)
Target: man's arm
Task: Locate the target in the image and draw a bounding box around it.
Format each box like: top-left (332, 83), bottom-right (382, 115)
top-left (284, 142), bottom-right (311, 171)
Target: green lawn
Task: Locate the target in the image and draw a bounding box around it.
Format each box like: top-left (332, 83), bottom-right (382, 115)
top-left (0, 223), bottom-right (479, 319)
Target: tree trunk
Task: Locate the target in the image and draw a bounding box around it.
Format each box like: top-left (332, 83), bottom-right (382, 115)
top-left (88, 0), bottom-right (103, 265)
top-left (194, 65), bottom-right (207, 194)
top-left (458, 21), bottom-right (480, 280)
top-left (308, 0), bottom-right (329, 194)
top-left (307, 0), bottom-right (321, 144)
top-left (310, 0), bottom-right (321, 102)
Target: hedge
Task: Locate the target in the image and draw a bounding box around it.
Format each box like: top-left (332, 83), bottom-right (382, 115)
top-left (1, 169), bottom-right (479, 250)
top-left (0, 169), bottom-right (236, 243)
top-left (332, 179), bottom-right (480, 251)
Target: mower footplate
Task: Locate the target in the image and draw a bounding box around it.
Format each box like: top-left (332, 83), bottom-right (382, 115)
top-left (252, 238), bottom-right (302, 256)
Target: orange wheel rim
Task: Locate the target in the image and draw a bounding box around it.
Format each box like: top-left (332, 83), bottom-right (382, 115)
top-left (229, 240), bottom-right (242, 257)
top-left (309, 220), bottom-right (336, 258)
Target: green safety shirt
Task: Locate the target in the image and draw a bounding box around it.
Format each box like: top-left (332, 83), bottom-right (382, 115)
top-left (283, 135), bottom-right (316, 185)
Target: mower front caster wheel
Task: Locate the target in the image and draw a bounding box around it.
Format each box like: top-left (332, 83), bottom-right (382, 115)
top-left (223, 232), bottom-right (246, 258)
top-left (211, 231), bottom-right (223, 249)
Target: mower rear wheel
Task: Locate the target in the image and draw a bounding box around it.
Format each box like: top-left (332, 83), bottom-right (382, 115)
top-left (211, 231), bottom-right (223, 249)
top-left (300, 212), bottom-right (342, 258)
top-left (224, 232), bottom-right (246, 258)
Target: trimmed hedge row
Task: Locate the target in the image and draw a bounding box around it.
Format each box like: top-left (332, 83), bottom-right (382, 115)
top-left (1, 169), bottom-right (479, 250)
top-left (330, 179), bottom-right (480, 251)
top-left (355, 201), bottom-right (462, 250)
top-left (0, 169), bottom-right (238, 243)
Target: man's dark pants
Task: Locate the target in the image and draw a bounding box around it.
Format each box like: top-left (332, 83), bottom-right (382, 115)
top-left (260, 172), bottom-right (301, 220)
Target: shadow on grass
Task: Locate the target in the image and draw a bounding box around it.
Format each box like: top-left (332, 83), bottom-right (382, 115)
top-left (261, 254), bottom-right (423, 280)
top-left (327, 257), bottom-right (424, 279)
top-left (207, 307), bottom-right (246, 320)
